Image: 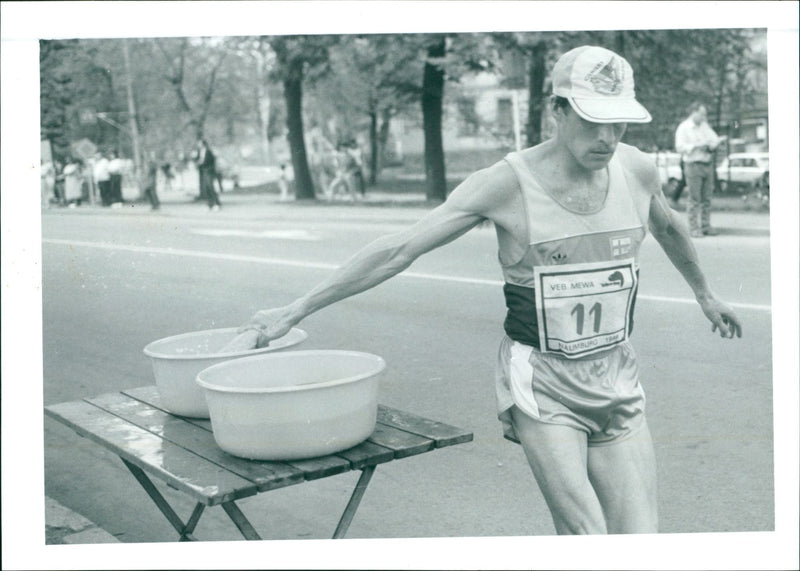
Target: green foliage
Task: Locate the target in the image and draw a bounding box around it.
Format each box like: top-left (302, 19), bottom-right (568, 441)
top-left (556, 29), bottom-right (767, 150)
top-left (40, 29), bottom-right (767, 181)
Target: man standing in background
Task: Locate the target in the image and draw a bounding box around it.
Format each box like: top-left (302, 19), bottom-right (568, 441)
top-left (108, 150), bottom-right (124, 208)
top-left (196, 139), bottom-right (221, 211)
top-left (142, 151), bottom-right (160, 211)
top-left (92, 151), bottom-right (111, 206)
top-left (674, 102), bottom-right (726, 237)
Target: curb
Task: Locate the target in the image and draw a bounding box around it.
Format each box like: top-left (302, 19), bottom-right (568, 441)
top-left (45, 496), bottom-right (120, 545)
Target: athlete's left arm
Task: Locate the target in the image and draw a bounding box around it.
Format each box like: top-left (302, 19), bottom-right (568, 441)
top-left (629, 149), bottom-right (742, 338)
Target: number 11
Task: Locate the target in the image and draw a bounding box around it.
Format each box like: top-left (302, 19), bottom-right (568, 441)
top-left (571, 302), bottom-right (602, 335)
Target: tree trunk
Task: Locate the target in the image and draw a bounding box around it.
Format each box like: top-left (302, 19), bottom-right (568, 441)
top-left (378, 107), bottom-right (393, 175)
top-left (526, 41), bottom-right (548, 146)
top-left (713, 64), bottom-right (727, 130)
top-left (369, 107), bottom-right (379, 185)
top-left (257, 85), bottom-right (271, 164)
top-left (256, 38), bottom-right (271, 163)
top-left (283, 68), bottom-right (316, 200)
top-left (122, 39), bottom-right (143, 197)
top-left (615, 31), bottom-right (626, 58)
top-left (422, 37), bottom-right (447, 203)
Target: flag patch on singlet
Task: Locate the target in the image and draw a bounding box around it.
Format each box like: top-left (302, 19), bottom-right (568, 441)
top-left (610, 236), bottom-right (632, 257)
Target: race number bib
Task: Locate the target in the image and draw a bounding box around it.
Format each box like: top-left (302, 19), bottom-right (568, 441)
top-left (534, 259), bottom-right (637, 358)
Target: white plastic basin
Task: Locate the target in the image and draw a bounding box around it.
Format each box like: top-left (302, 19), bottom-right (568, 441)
top-left (143, 327), bottom-right (307, 418)
top-left (195, 350), bottom-right (386, 460)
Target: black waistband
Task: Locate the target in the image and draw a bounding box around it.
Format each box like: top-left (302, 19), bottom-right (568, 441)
top-left (502, 277), bottom-right (639, 349)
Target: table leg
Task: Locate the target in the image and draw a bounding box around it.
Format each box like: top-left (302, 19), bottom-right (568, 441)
top-left (120, 458), bottom-right (201, 541)
top-left (221, 501), bottom-right (262, 540)
top-left (181, 503), bottom-right (206, 542)
top-left (121, 457), bottom-right (376, 542)
top-left (332, 465), bottom-right (376, 539)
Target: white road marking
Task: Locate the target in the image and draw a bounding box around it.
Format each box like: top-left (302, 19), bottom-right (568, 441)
top-left (42, 239), bottom-right (772, 312)
top-left (189, 228), bottom-right (320, 241)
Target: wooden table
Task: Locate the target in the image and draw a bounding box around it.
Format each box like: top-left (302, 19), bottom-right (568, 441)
top-left (45, 385), bottom-right (473, 541)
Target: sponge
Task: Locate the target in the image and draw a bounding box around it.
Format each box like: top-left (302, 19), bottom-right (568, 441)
top-left (217, 329), bottom-right (262, 353)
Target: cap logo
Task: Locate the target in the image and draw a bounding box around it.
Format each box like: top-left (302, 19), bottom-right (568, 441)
top-left (584, 57), bottom-right (624, 96)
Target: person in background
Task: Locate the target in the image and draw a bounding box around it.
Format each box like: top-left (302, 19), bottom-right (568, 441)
top-left (160, 160), bottom-right (174, 193)
top-left (41, 160), bottom-right (56, 208)
top-left (108, 151), bottom-right (124, 208)
top-left (93, 151), bottom-right (111, 206)
top-left (196, 139), bottom-right (221, 211)
top-left (53, 160), bottom-right (65, 206)
top-left (142, 151), bottom-right (161, 211)
top-left (309, 129), bottom-right (336, 194)
top-left (345, 139), bottom-right (366, 197)
top-left (669, 157), bottom-right (686, 209)
top-left (62, 158), bottom-right (83, 207)
top-left (674, 102), bottom-right (726, 237)
top-left (278, 163), bottom-right (291, 201)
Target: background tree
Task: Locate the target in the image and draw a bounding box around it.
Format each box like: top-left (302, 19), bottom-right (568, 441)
top-left (40, 39), bottom-right (126, 161)
top-left (421, 35), bottom-right (448, 202)
top-left (40, 29), bottom-right (766, 200)
top-left (554, 29), bottom-right (764, 150)
top-left (416, 33), bottom-right (497, 202)
top-left (40, 40), bottom-right (80, 162)
top-left (155, 37), bottom-right (229, 141)
top-left (268, 35), bottom-right (339, 200)
top-left (491, 32), bottom-right (552, 147)
top-left (312, 34), bottom-right (422, 184)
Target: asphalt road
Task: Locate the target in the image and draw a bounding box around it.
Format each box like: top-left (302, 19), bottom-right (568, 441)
top-left (39, 196), bottom-right (773, 545)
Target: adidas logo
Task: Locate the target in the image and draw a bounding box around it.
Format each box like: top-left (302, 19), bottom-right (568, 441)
top-left (552, 252), bottom-right (568, 263)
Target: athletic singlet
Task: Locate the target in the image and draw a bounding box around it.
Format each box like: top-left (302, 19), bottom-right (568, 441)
top-left (498, 150), bottom-right (652, 358)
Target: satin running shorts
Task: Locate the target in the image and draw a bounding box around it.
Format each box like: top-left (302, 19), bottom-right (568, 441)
top-left (495, 335), bottom-right (645, 446)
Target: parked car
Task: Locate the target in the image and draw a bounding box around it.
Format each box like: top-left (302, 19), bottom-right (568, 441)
top-left (716, 152), bottom-right (769, 193)
top-left (648, 151), bottom-right (683, 194)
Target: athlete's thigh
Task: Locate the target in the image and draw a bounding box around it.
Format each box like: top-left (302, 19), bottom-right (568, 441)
top-left (510, 407), bottom-right (606, 534)
top-left (587, 419), bottom-right (658, 534)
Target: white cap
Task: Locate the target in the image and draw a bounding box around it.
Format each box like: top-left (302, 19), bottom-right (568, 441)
top-left (552, 46), bottom-right (652, 124)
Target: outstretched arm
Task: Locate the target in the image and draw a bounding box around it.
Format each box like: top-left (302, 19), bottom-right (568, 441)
top-left (239, 165), bottom-right (513, 346)
top-left (648, 187), bottom-right (742, 338)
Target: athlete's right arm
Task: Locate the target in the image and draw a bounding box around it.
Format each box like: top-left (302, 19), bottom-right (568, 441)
top-left (239, 162), bottom-right (519, 345)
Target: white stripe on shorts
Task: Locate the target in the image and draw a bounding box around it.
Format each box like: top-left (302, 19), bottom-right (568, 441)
top-left (509, 342), bottom-right (540, 419)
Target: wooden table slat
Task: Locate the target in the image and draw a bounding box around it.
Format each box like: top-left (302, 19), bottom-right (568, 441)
top-left (377, 405), bottom-right (474, 448)
top-left (284, 455), bottom-right (352, 481)
top-left (367, 423), bottom-right (434, 459)
top-left (122, 386), bottom-right (213, 431)
top-left (335, 440), bottom-right (395, 470)
top-left (44, 401), bottom-right (257, 506)
top-left (123, 386), bottom-right (405, 476)
top-left (86, 392), bottom-right (305, 492)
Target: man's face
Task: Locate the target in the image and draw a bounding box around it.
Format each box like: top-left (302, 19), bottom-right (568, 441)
top-left (558, 106), bottom-right (627, 170)
top-left (691, 105), bottom-right (707, 125)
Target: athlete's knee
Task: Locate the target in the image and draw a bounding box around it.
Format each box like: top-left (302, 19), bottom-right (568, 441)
top-left (607, 511), bottom-right (658, 534)
top-left (550, 505), bottom-right (607, 535)
top-left (535, 477), bottom-right (609, 534)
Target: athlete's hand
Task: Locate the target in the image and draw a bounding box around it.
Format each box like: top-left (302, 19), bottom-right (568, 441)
top-left (698, 295), bottom-right (742, 338)
top-left (237, 305), bottom-right (299, 348)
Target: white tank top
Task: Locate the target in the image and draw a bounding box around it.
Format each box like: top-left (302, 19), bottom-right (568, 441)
top-left (498, 150), bottom-right (652, 358)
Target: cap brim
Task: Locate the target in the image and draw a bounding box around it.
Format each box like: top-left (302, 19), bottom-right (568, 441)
top-left (569, 96), bottom-right (652, 124)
